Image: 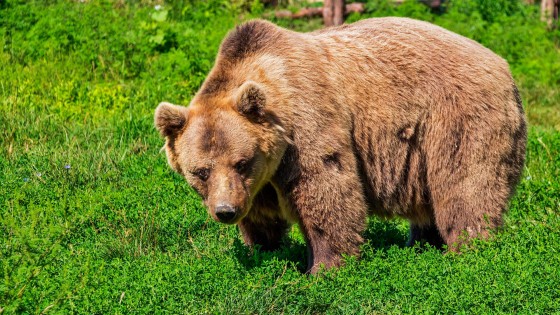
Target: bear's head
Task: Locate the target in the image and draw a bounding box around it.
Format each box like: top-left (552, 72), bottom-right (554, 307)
top-left (155, 81), bottom-right (289, 224)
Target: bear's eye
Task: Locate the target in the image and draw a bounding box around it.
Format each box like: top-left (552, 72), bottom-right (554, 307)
top-left (234, 159), bottom-right (251, 174)
top-left (192, 168), bottom-right (210, 181)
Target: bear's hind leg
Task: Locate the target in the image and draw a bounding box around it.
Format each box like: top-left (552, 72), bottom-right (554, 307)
top-left (430, 194), bottom-right (505, 251)
top-left (426, 158), bottom-right (510, 250)
top-left (427, 151), bottom-right (508, 250)
top-left (425, 107), bottom-right (523, 250)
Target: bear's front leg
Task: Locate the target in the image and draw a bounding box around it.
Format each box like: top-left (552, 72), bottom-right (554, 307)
top-left (286, 152), bottom-right (368, 274)
top-left (237, 183), bottom-right (290, 251)
top-left (238, 215), bottom-right (289, 252)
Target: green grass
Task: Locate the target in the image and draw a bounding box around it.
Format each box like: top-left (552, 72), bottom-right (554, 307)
top-left (1, 0), bottom-right (559, 313)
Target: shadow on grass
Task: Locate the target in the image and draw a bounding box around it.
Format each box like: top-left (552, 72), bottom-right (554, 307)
top-left (232, 237), bottom-right (308, 273)
top-left (363, 219), bottom-right (409, 250)
top-left (363, 219), bottom-right (447, 254)
top-left (232, 219), bottom-right (412, 273)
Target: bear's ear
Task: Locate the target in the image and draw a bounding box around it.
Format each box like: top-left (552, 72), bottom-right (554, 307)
top-left (235, 81), bottom-right (266, 121)
top-left (154, 102), bottom-right (189, 138)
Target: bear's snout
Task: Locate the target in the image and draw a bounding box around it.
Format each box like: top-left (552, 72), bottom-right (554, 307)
top-left (214, 204), bottom-right (238, 224)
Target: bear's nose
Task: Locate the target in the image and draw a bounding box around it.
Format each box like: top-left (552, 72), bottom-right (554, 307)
top-left (215, 204), bottom-right (237, 223)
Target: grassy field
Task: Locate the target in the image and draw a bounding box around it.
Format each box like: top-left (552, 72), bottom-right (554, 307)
top-left (1, 0), bottom-right (560, 313)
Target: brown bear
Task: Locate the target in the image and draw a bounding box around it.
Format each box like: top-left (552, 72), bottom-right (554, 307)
top-left (155, 17), bottom-right (527, 274)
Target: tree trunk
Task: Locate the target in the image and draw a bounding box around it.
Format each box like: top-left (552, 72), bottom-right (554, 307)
top-left (541, 0), bottom-right (560, 27)
top-left (333, 0), bottom-right (345, 26)
top-left (323, 0), bottom-right (345, 26)
top-left (323, 0), bottom-right (334, 27)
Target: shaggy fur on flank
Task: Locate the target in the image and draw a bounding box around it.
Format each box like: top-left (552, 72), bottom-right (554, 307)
top-left (155, 18), bottom-right (527, 274)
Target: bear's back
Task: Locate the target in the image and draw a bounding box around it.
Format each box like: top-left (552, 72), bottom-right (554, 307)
top-left (306, 17), bottom-right (510, 91)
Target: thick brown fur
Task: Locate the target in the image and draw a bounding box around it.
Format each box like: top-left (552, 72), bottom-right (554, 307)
top-left (155, 18), bottom-right (527, 274)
